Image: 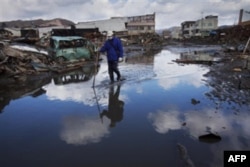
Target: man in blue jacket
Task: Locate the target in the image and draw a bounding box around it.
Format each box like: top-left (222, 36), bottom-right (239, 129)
top-left (99, 31), bottom-right (124, 83)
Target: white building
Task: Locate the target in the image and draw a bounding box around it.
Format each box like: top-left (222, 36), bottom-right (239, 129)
top-left (76, 13), bottom-right (155, 36)
top-left (193, 15), bottom-right (218, 36)
top-left (181, 21), bottom-right (195, 38)
top-left (181, 15), bottom-right (218, 38)
top-left (126, 13), bottom-right (155, 35)
top-left (170, 27), bottom-right (182, 39)
top-left (76, 18), bottom-right (127, 33)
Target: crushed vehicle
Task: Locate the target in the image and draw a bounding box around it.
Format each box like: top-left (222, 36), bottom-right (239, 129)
top-left (48, 36), bottom-right (97, 63)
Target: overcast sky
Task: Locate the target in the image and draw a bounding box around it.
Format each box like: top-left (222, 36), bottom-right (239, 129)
top-left (1, 0), bottom-right (250, 29)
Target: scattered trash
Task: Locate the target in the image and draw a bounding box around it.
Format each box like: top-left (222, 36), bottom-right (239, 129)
top-left (233, 68), bottom-right (242, 72)
top-left (198, 133), bottom-right (222, 143)
top-left (191, 98), bottom-right (200, 105)
top-left (0, 40), bottom-right (99, 77)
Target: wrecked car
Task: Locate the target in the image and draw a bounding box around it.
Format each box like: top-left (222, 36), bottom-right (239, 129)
top-left (48, 36), bottom-right (97, 63)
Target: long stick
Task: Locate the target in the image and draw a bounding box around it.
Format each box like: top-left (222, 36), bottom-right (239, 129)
top-left (92, 51), bottom-right (103, 123)
top-left (92, 52), bottom-right (99, 88)
top-left (92, 83), bottom-right (103, 123)
top-left (92, 87), bottom-right (101, 113)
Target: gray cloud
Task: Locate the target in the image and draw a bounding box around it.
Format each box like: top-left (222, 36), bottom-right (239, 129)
top-left (1, 0), bottom-right (249, 29)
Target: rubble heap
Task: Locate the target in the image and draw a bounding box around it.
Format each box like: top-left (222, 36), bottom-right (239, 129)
top-left (0, 44), bottom-right (96, 78)
top-left (124, 32), bottom-right (163, 47)
top-left (0, 45), bottom-right (51, 76)
top-left (217, 24), bottom-right (250, 45)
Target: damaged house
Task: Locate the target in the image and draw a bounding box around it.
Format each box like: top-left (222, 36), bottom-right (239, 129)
top-left (126, 13), bottom-right (155, 35)
top-left (181, 15), bottom-right (218, 38)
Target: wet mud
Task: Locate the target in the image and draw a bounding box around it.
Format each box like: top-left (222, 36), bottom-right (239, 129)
top-left (204, 52), bottom-right (250, 109)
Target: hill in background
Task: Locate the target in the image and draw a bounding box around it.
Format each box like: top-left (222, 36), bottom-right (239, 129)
top-left (0, 18), bottom-right (75, 28)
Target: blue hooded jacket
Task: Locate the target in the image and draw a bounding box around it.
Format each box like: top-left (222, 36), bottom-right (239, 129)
top-left (100, 37), bottom-right (123, 61)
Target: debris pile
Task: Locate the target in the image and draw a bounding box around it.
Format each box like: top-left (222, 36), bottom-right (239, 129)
top-left (179, 24), bottom-right (250, 50)
top-left (203, 52), bottom-right (250, 109)
top-left (121, 32), bottom-right (164, 59)
top-left (217, 25), bottom-right (250, 45)
top-left (0, 44), bottom-right (97, 78)
top-left (0, 45), bottom-right (51, 76)
top-left (122, 33), bottom-right (163, 47)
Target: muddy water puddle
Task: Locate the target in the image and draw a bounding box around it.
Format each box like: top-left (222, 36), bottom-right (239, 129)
top-left (0, 46), bottom-right (250, 167)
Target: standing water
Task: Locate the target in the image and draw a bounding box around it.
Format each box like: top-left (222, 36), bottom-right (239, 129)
top-left (0, 45), bottom-right (249, 167)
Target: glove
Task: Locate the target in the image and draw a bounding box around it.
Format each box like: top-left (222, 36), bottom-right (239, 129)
top-left (118, 57), bottom-right (123, 62)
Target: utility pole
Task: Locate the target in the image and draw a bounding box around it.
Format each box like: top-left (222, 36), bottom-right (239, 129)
top-left (201, 11), bottom-right (204, 38)
top-left (238, 9), bottom-right (243, 25)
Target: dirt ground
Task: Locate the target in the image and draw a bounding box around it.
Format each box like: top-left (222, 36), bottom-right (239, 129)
top-left (203, 51), bottom-right (250, 108)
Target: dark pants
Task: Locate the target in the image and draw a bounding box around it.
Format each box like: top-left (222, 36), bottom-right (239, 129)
top-left (108, 61), bottom-right (121, 82)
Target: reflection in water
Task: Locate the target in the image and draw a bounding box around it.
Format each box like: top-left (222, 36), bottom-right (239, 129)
top-left (198, 133), bottom-right (222, 143)
top-left (148, 106), bottom-right (250, 166)
top-left (53, 63), bottom-right (99, 85)
top-left (177, 143), bottom-right (195, 167)
top-left (148, 109), bottom-right (182, 134)
top-left (0, 74), bottom-right (51, 112)
top-left (100, 83), bottom-right (124, 128)
top-left (0, 63), bottom-right (99, 112)
top-left (44, 79), bottom-right (96, 105)
top-left (175, 50), bottom-right (221, 64)
top-left (60, 82), bottom-right (125, 145)
top-left (44, 64), bottom-right (102, 105)
top-left (60, 115), bottom-right (110, 145)
top-left (191, 98), bottom-right (200, 105)
top-left (148, 103), bottom-right (250, 140)
top-left (153, 50), bottom-right (209, 90)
